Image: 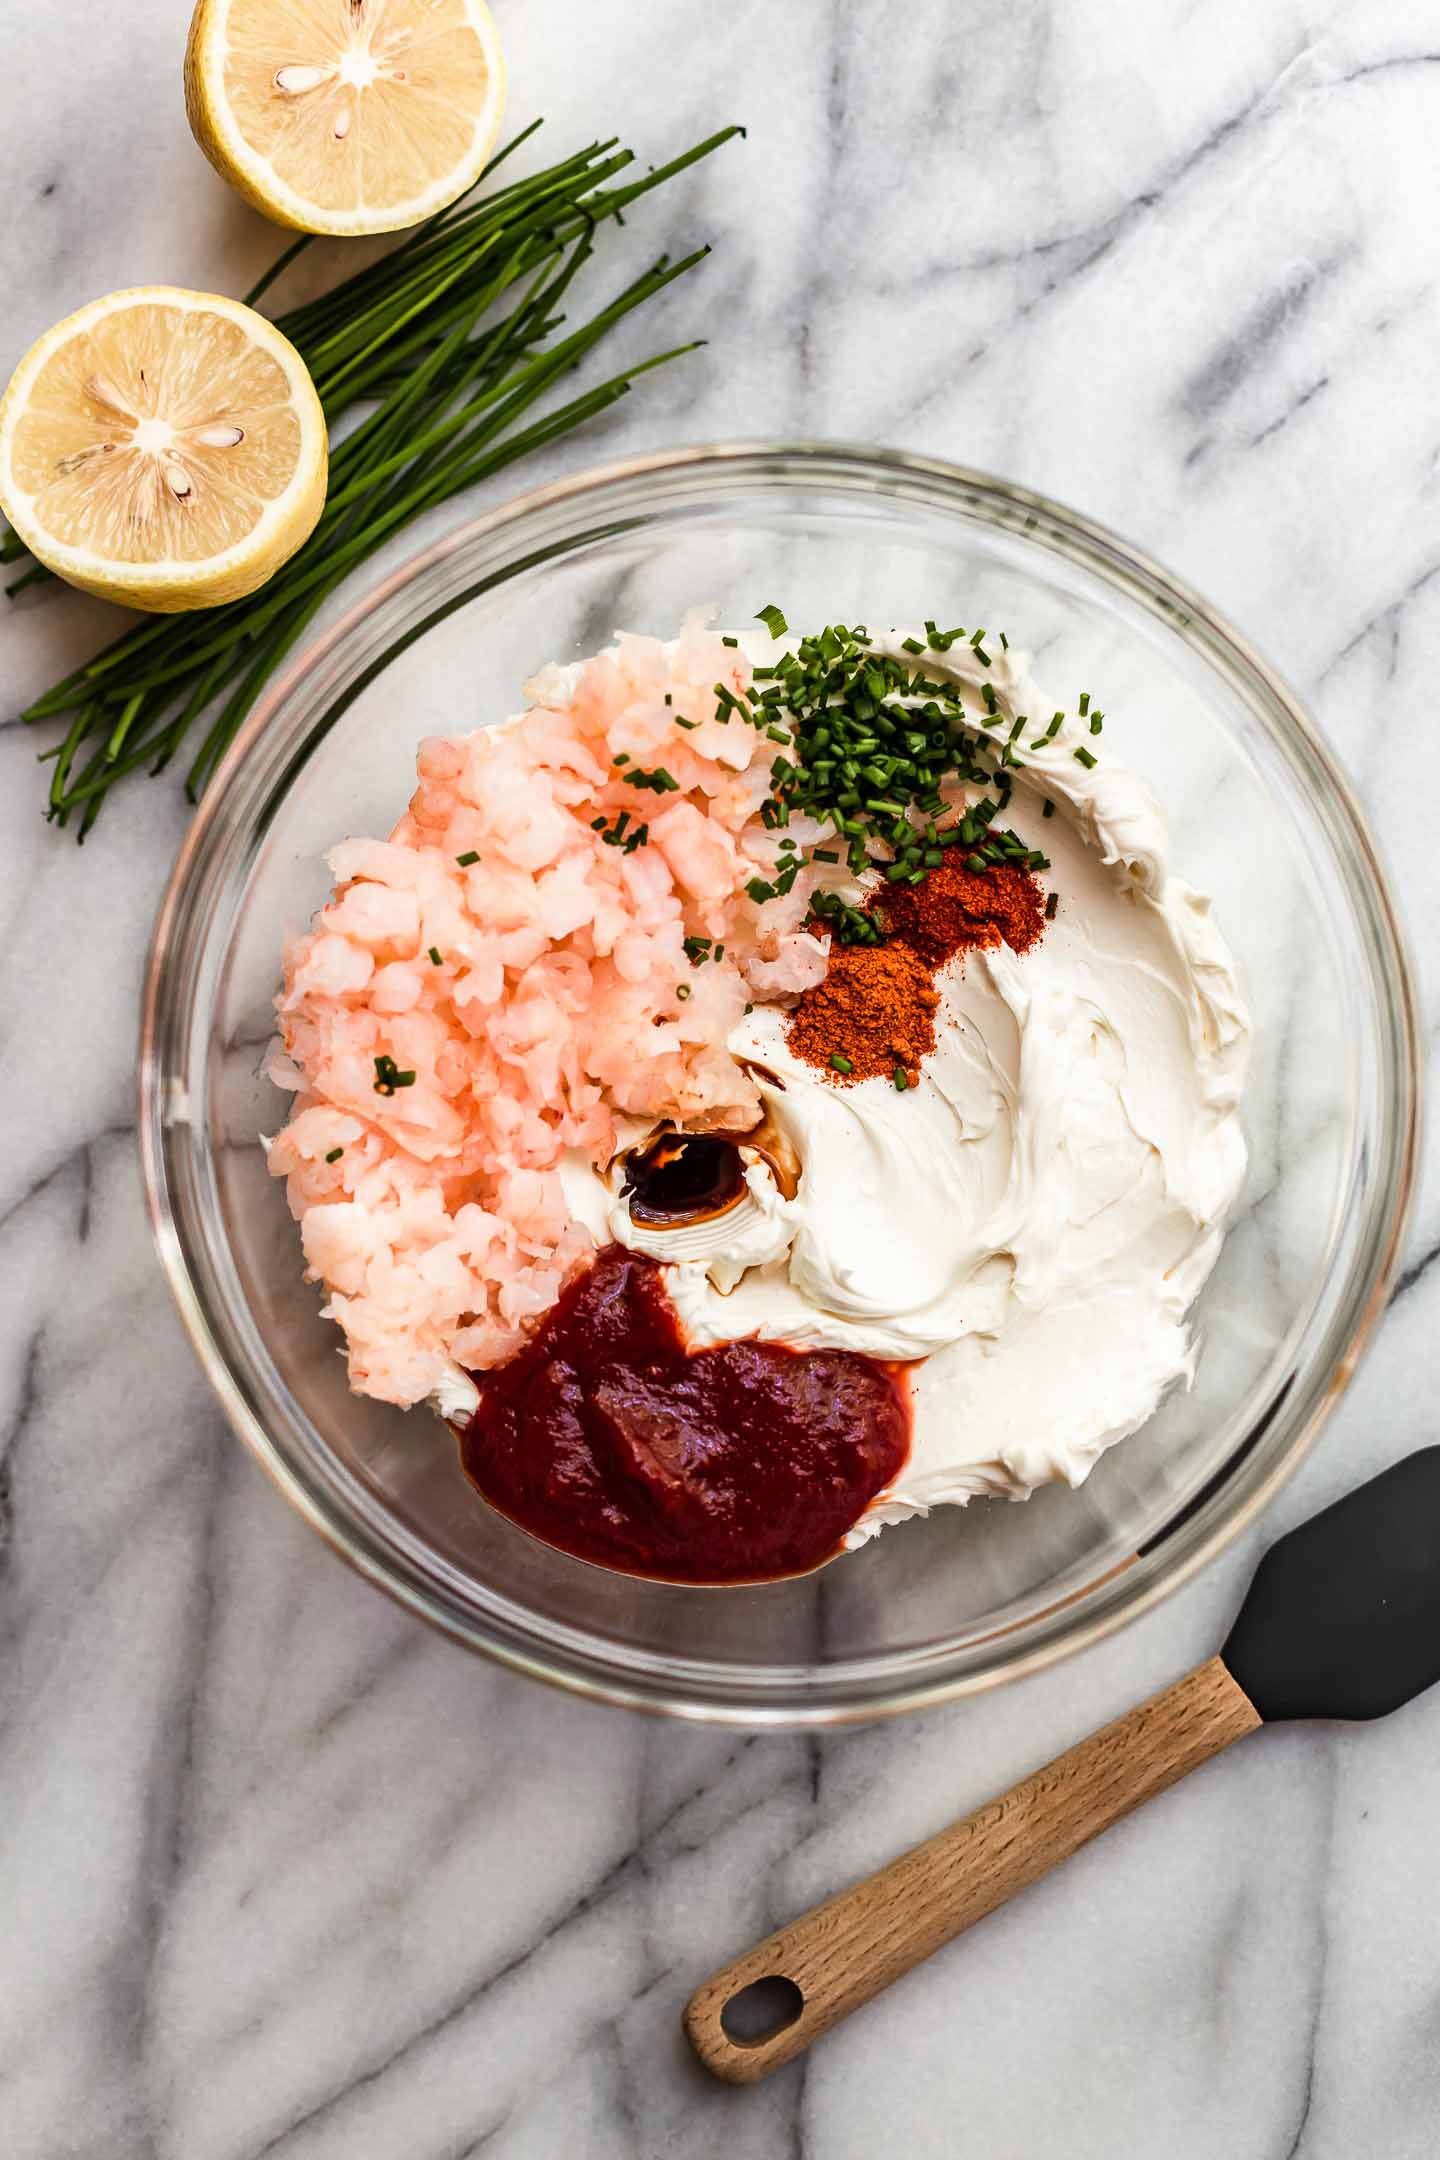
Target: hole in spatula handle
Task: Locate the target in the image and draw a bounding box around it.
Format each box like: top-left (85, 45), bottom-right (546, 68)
top-left (720, 1974), bottom-right (805, 2046)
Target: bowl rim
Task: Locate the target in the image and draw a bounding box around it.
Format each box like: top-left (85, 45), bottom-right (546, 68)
top-left (140, 438), bottom-right (1423, 1725)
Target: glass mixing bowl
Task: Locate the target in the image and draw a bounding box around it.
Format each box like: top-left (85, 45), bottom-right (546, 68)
top-left (140, 444), bottom-right (1420, 1724)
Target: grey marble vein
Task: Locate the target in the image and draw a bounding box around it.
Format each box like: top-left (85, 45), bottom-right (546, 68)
top-left (5, 1), bottom-right (1440, 2156)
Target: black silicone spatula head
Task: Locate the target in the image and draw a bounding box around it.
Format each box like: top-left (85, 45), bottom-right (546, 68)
top-left (1223, 1448), bottom-right (1440, 1723)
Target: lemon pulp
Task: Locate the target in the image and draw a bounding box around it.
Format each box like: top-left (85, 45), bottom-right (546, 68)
top-left (0, 287), bottom-right (327, 611)
top-left (186, 0), bottom-right (507, 236)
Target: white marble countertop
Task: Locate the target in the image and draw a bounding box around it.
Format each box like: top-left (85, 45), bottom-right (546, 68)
top-left (5, 3), bottom-right (1440, 2155)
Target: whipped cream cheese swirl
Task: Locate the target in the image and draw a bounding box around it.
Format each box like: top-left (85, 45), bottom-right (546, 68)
top-left (597, 636), bottom-right (1250, 1536)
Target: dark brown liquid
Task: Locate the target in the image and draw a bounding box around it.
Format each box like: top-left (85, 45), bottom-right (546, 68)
top-left (622, 1131), bottom-right (746, 1225)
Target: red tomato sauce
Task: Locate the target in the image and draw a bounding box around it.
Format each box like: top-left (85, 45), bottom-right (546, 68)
top-left (459, 1246), bottom-right (911, 1584)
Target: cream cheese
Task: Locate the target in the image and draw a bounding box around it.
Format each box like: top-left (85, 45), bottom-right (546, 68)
top-left (603, 634), bottom-right (1249, 1539)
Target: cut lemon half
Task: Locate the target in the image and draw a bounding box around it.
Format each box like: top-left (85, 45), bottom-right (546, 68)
top-left (185, 0), bottom-right (507, 237)
top-left (0, 287), bottom-right (327, 614)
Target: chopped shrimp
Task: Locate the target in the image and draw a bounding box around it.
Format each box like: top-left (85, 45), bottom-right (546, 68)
top-left (269, 622), bottom-right (818, 1407)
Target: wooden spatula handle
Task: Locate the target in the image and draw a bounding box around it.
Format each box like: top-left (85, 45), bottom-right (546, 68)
top-left (685, 1656), bottom-right (1260, 2083)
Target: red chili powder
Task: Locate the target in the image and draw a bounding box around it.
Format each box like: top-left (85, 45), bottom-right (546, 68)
top-left (788, 855), bottom-right (1046, 1084)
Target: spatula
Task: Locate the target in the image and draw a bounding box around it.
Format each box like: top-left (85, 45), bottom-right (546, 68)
top-left (684, 1448), bottom-right (1440, 2084)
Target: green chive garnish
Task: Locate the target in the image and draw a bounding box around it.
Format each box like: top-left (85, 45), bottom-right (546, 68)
top-left (428, 947), bottom-right (443, 966)
top-left (829, 1053), bottom-right (854, 1074)
top-left (325, 1147), bottom-right (344, 1163)
top-left (456, 850), bottom-right (480, 867)
top-left (722, 635), bottom-right (739, 648)
top-left (373, 1055), bottom-right (417, 1096)
top-left (1045, 892), bottom-right (1059, 919)
top-left (1043, 798), bottom-right (1055, 818)
top-left (676, 983), bottom-right (692, 1000)
top-left (756, 604), bottom-right (788, 638)
top-left (1073, 746), bottom-right (1098, 768)
top-left (893, 1068), bottom-right (909, 1091)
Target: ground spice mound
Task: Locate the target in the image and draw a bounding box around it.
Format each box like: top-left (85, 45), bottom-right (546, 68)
top-left (788, 856), bottom-right (1046, 1083)
top-left (788, 942), bottom-right (940, 1083)
top-left (878, 854), bottom-right (1045, 968)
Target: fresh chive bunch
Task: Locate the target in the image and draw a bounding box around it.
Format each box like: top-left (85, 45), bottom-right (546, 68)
top-left (725, 617), bottom-right (1056, 936)
top-left (9, 121), bottom-right (742, 836)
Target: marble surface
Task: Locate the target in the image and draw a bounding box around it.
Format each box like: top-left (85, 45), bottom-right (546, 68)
top-left (5, 2), bottom-right (1440, 2154)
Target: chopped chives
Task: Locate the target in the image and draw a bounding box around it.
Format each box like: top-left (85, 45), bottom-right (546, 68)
top-left (613, 751), bottom-right (630, 766)
top-left (893, 1068), bottom-right (909, 1091)
top-left (372, 1055), bottom-right (417, 1095)
top-left (1073, 746), bottom-right (1098, 769)
top-left (428, 946), bottom-right (443, 966)
top-left (1043, 798), bottom-right (1055, 818)
top-left (456, 850), bottom-right (480, 867)
top-left (325, 1147), bottom-right (344, 1163)
top-left (755, 603), bottom-right (789, 638)
top-left (676, 983), bottom-right (692, 1000)
top-left (722, 635), bottom-right (739, 647)
top-left (1079, 692), bottom-right (1090, 716)
top-left (1045, 892), bottom-right (1059, 919)
top-left (675, 716), bottom-right (698, 729)
top-left (1090, 715), bottom-right (1103, 735)
top-left (829, 1053), bottom-right (854, 1074)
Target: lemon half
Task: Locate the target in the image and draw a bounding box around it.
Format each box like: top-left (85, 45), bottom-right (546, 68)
top-left (0, 287), bottom-right (328, 613)
top-left (185, 0), bottom-right (507, 237)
